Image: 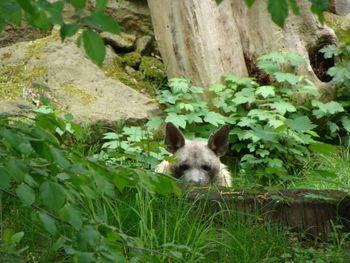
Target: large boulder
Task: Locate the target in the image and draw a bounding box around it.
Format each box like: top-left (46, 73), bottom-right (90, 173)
top-left (0, 32), bottom-right (158, 124)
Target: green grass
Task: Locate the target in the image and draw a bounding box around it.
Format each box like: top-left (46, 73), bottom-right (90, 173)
top-left (2, 133), bottom-right (350, 262)
top-left (289, 147), bottom-right (350, 193)
top-left (2, 185), bottom-right (350, 262)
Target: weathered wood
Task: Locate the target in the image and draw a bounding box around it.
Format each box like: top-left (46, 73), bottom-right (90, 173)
top-left (148, 0), bottom-right (337, 99)
top-left (188, 188), bottom-right (350, 240)
top-left (330, 0), bottom-right (350, 16)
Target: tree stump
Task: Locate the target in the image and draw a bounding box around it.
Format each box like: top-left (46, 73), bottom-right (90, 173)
top-left (148, 0), bottom-right (337, 99)
top-left (189, 188), bottom-right (350, 240)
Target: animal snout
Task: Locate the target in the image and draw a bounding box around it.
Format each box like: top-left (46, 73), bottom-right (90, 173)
top-left (184, 170), bottom-right (209, 185)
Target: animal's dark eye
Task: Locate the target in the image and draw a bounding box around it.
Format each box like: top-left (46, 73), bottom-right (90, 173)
top-left (179, 164), bottom-right (189, 171)
top-left (201, 164), bottom-right (211, 172)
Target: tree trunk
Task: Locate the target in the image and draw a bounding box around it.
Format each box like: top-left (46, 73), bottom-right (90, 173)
top-left (147, 0), bottom-right (337, 99)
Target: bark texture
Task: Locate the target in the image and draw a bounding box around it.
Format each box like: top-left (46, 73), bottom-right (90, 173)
top-left (189, 188), bottom-right (350, 240)
top-left (148, 0), bottom-right (337, 98)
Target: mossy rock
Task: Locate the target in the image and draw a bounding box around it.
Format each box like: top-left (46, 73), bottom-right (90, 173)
top-left (139, 56), bottom-right (166, 82)
top-left (122, 51), bottom-right (142, 69)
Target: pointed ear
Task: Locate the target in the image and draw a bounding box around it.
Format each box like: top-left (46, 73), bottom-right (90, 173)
top-left (207, 125), bottom-right (230, 157)
top-left (164, 123), bottom-right (185, 153)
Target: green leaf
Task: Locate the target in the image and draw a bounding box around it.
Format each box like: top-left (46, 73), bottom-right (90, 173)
top-left (85, 11), bottom-right (120, 34)
top-left (96, 0), bottom-right (108, 11)
top-left (232, 88), bottom-right (256, 104)
top-left (60, 23), bottom-right (80, 41)
top-left (39, 182), bottom-right (66, 211)
top-left (16, 183), bottom-right (35, 206)
top-left (38, 212), bottom-right (57, 236)
top-left (7, 158), bottom-right (26, 182)
top-left (267, 0), bottom-right (288, 27)
top-left (68, 0), bottom-right (86, 9)
top-left (286, 52), bottom-right (304, 66)
top-left (82, 29), bottom-right (106, 66)
top-left (215, 0), bottom-right (223, 4)
top-left (244, 0), bottom-right (256, 7)
top-left (287, 0), bottom-right (300, 15)
top-left (341, 116), bottom-right (350, 133)
top-left (50, 147), bottom-right (70, 169)
top-left (270, 101), bottom-right (296, 115)
top-left (0, 0), bottom-right (21, 26)
top-left (255, 86), bottom-right (275, 98)
top-left (309, 142), bottom-right (337, 155)
top-left (10, 232), bottom-right (24, 245)
top-left (169, 78), bottom-right (190, 94)
top-left (204, 112), bottom-right (226, 126)
top-left (165, 113), bottom-right (187, 128)
top-left (60, 204), bottom-right (83, 229)
top-left (319, 44), bottom-right (340, 59)
top-left (273, 72), bottom-right (299, 85)
top-left (310, 0), bottom-right (328, 23)
top-left (285, 116), bottom-right (317, 131)
top-left (312, 100), bottom-right (344, 118)
top-left (146, 117), bottom-right (163, 130)
top-left (0, 167), bottom-right (10, 189)
top-left (78, 226), bottom-right (101, 250)
top-left (0, 18), bottom-right (4, 32)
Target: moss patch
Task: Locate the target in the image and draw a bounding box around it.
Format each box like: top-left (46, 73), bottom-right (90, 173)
top-left (324, 12), bottom-right (350, 32)
top-left (0, 62), bottom-right (48, 101)
top-left (139, 56), bottom-right (166, 82)
top-left (122, 51), bottom-right (141, 68)
top-left (58, 83), bottom-right (96, 105)
top-left (0, 33), bottom-right (59, 102)
top-left (25, 33), bottom-right (59, 59)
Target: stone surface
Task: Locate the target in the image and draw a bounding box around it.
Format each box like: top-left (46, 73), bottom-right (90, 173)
top-left (136, 35), bottom-right (153, 55)
top-left (101, 32), bottom-right (136, 53)
top-left (0, 33), bottom-right (158, 125)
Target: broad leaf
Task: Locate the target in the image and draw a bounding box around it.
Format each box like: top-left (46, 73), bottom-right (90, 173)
top-left (85, 11), bottom-right (120, 34)
top-left (0, 167), bottom-right (10, 188)
top-left (203, 112), bottom-right (226, 126)
top-left (39, 181), bottom-right (66, 211)
top-left (341, 116), bottom-right (350, 133)
top-left (82, 29), bottom-right (106, 66)
top-left (60, 204), bottom-right (83, 229)
top-left (68, 0), bottom-right (86, 8)
top-left (39, 212), bottom-right (57, 235)
top-left (273, 72), bottom-right (299, 85)
top-left (310, 0), bottom-right (328, 23)
top-left (255, 86), bottom-right (275, 98)
top-left (267, 0), bottom-right (288, 27)
top-left (78, 226), bottom-right (101, 250)
top-left (244, 0), bottom-right (256, 7)
top-left (270, 101), bottom-right (296, 115)
top-left (16, 183), bottom-right (35, 206)
top-left (165, 113), bottom-right (187, 128)
top-left (285, 116), bottom-right (317, 131)
top-left (60, 23), bottom-right (80, 41)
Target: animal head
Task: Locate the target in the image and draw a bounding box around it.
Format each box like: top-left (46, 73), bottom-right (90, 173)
top-left (164, 123), bottom-right (229, 185)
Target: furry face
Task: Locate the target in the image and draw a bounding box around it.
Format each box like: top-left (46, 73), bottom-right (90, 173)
top-left (156, 123), bottom-right (232, 187)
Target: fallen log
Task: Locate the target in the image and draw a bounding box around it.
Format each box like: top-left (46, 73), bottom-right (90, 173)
top-left (188, 188), bottom-right (350, 240)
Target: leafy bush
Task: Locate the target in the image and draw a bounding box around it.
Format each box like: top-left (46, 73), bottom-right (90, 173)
top-left (0, 106), bottom-right (180, 261)
top-left (149, 51), bottom-right (346, 183)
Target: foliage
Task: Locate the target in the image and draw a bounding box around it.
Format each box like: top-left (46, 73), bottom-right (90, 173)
top-left (98, 125), bottom-right (169, 170)
top-left (320, 41), bottom-right (350, 141)
top-left (0, 0), bottom-right (120, 65)
top-left (149, 51), bottom-right (346, 184)
top-left (0, 105), bottom-right (180, 261)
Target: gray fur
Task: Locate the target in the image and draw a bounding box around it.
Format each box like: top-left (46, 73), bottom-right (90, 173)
top-left (156, 124), bottom-right (232, 187)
